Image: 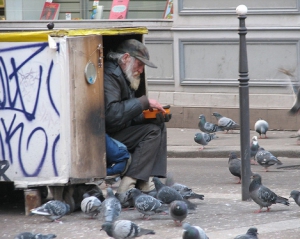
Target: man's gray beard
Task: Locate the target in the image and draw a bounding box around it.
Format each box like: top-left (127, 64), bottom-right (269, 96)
top-left (124, 58), bottom-right (141, 91)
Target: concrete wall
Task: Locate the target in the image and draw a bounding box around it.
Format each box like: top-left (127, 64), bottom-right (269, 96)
top-left (2, 0), bottom-right (300, 130)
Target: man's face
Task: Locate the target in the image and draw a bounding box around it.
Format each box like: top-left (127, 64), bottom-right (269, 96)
top-left (122, 54), bottom-right (145, 90)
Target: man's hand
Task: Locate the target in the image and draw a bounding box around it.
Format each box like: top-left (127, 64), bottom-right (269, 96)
top-left (148, 99), bottom-right (165, 113)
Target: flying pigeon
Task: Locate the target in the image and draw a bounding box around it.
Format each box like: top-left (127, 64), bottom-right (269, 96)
top-left (152, 177), bottom-right (196, 210)
top-left (125, 188), bottom-right (167, 220)
top-left (14, 232), bottom-right (57, 239)
top-left (198, 114), bottom-right (224, 134)
top-left (249, 173), bottom-right (289, 213)
top-left (212, 112), bottom-right (240, 133)
top-left (81, 195), bottom-right (102, 218)
top-left (194, 132), bottom-right (217, 150)
top-left (228, 152), bottom-right (241, 184)
top-left (30, 200), bottom-right (70, 222)
top-left (101, 220), bottom-right (155, 239)
top-left (102, 187), bottom-right (122, 223)
top-left (255, 147), bottom-right (282, 172)
top-left (165, 173), bottom-right (204, 200)
top-left (234, 227), bottom-right (258, 239)
top-left (289, 190), bottom-right (300, 206)
top-left (289, 88), bottom-right (300, 115)
top-left (254, 118), bottom-right (269, 139)
top-left (250, 136), bottom-right (259, 165)
top-left (182, 222), bottom-right (209, 239)
top-left (169, 200), bottom-right (188, 226)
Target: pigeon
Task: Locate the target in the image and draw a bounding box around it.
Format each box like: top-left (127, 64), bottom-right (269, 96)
top-left (249, 173), bottom-right (289, 213)
top-left (289, 190), bottom-right (300, 206)
top-left (250, 136), bottom-right (259, 165)
top-left (102, 187), bottom-right (122, 222)
top-left (14, 232), bottom-right (57, 239)
top-left (165, 173), bottom-right (204, 200)
top-left (289, 88), bottom-right (300, 115)
top-left (152, 177), bottom-right (196, 210)
top-left (198, 114), bottom-right (224, 134)
top-left (228, 152), bottom-right (241, 184)
top-left (182, 222), bottom-right (209, 239)
top-left (234, 227), bottom-right (258, 239)
top-left (101, 220), bottom-right (155, 239)
top-left (125, 188), bottom-right (167, 220)
top-left (254, 118), bottom-right (269, 139)
top-left (81, 195), bottom-right (102, 218)
top-left (212, 112), bottom-right (240, 133)
top-left (30, 200), bottom-right (70, 222)
top-left (194, 132), bottom-right (217, 150)
top-left (169, 200), bottom-right (188, 226)
top-left (255, 147), bottom-right (282, 172)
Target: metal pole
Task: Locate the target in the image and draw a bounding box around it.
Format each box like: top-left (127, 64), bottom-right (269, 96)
top-left (236, 5), bottom-right (251, 201)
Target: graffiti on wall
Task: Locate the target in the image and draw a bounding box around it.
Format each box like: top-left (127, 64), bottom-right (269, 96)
top-left (0, 42), bottom-right (61, 180)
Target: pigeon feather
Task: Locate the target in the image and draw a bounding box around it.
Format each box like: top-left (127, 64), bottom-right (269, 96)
top-left (14, 232), bottom-right (57, 239)
top-left (234, 227), bottom-right (258, 239)
top-left (249, 173), bottom-right (289, 213)
top-left (102, 187), bottom-right (122, 222)
top-left (255, 147), bottom-right (282, 172)
top-left (182, 222), bottom-right (209, 239)
top-left (254, 118), bottom-right (269, 139)
top-left (289, 190), bottom-right (300, 206)
top-left (212, 112), bottom-right (240, 132)
top-left (194, 132), bottom-right (217, 150)
top-left (101, 220), bottom-right (155, 239)
top-left (169, 200), bottom-right (188, 226)
top-left (228, 152), bottom-right (241, 184)
top-left (81, 195), bottom-right (102, 218)
top-left (30, 200), bottom-right (70, 222)
top-left (198, 114), bottom-right (224, 133)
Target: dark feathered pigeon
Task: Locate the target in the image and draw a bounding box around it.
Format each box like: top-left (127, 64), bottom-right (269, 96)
top-left (152, 177), bottom-right (196, 210)
top-left (169, 200), bottom-right (188, 226)
top-left (101, 220), bottom-right (155, 239)
top-left (234, 227), bottom-right (258, 239)
top-left (249, 173), bottom-right (289, 213)
top-left (102, 187), bottom-right (122, 222)
top-left (212, 112), bottom-right (240, 133)
top-left (255, 147), bottom-right (282, 172)
top-left (14, 232), bottom-right (56, 239)
top-left (289, 88), bottom-right (300, 115)
top-left (194, 132), bottom-right (217, 150)
top-left (254, 118), bottom-right (269, 139)
top-left (182, 222), bottom-right (209, 239)
top-left (198, 114), bottom-right (224, 133)
top-left (81, 195), bottom-right (102, 218)
top-left (125, 188), bottom-right (167, 220)
top-left (30, 200), bottom-right (70, 222)
top-left (165, 173), bottom-right (204, 200)
top-left (228, 152), bottom-right (241, 184)
top-left (250, 136), bottom-right (259, 165)
top-left (289, 190), bottom-right (300, 206)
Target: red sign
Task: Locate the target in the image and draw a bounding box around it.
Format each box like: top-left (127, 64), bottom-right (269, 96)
top-left (109, 0), bottom-right (130, 19)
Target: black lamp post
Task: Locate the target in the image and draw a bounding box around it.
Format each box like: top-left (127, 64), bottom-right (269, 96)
top-left (236, 5), bottom-right (251, 201)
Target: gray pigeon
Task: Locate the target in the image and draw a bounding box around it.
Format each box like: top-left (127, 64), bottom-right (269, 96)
top-left (165, 173), bottom-right (204, 200)
top-left (254, 118), bottom-right (269, 139)
top-left (152, 177), bottom-right (196, 210)
top-left (194, 132), bottom-right (217, 150)
top-left (101, 220), bottom-right (155, 239)
top-left (169, 200), bottom-right (188, 226)
top-left (228, 152), bottom-right (241, 184)
top-left (255, 147), bottom-right (282, 172)
top-left (289, 88), bottom-right (300, 115)
top-left (81, 195), bottom-right (102, 218)
top-left (234, 227), bottom-right (258, 239)
top-left (212, 112), bottom-right (240, 133)
top-left (14, 232), bottom-right (56, 239)
top-left (250, 136), bottom-right (259, 165)
top-left (249, 173), bottom-right (289, 213)
top-left (198, 114), bottom-right (224, 133)
top-left (182, 222), bottom-right (209, 239)
top-left (289, 190), bottom-right (300, 206)
top-left (30, 200), bottom-right (70, 222)
top-left (102, 187), bottom-right (122, 222)
top-left (125, 188), bottom-right (167, 220)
